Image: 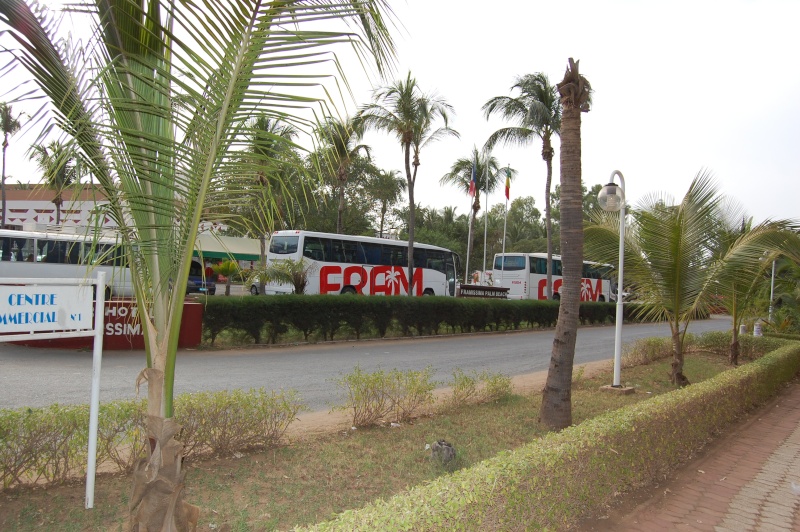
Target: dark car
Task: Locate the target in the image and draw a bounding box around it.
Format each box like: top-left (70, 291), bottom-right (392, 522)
top-left (187, 260), bottom-right (216, 295)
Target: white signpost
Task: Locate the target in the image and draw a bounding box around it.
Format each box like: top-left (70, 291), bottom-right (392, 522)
top-left (0, 273), bottom-right (107, 509)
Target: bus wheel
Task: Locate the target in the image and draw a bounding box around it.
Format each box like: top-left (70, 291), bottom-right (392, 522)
top-left (341, 286), bottom-right (357, 295)
top-left (598, 296), bottom-right (605, 302)
top-left (250, 285), bottom-right (259, 296)
top-left (423, 289), bottom-right (435, 296)
top-left (553, 293), bottom-right (561, 300)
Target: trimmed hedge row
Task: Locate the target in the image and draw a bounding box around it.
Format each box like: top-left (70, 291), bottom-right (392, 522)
top-left (301, 342), bottom-right (800, 531)
top-left (203, 296), bottom-right (641, 345)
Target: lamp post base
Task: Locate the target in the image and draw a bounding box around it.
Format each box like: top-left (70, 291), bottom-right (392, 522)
top-left (600, 384), bottom-right (635, 395)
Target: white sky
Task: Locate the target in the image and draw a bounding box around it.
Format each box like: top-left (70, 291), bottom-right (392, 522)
top-left (4, 0), bottom-right (800, 224)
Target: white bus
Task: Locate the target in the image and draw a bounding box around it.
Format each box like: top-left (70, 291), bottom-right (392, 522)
top-left (251, 230), bottom-right (460, 296)
top-left (492, 252), bottom-right (614, 302)
top-left (0, 227), bottom-right (134, 298)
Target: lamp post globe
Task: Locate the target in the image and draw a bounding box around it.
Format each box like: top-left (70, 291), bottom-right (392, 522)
top-left (599, 170), bottom-right (626, 388)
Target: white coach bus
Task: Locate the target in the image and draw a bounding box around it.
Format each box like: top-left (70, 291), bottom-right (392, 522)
top-left (0, 227), bottom-right (133, 297)
top-left (492, 252), bottom-right (614, 301)
top-left (251, 230), bottom-right (460, 296)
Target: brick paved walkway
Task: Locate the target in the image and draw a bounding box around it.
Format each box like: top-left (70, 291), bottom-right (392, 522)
top-left (580, 382), bottom-right (800, 531)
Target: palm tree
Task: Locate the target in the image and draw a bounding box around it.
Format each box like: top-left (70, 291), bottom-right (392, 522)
top-left (316, 117), bottom-right (371, 234)
top-left (241, 115), bottom-right (300, 293)
top-left (0, 0), bottom-right (395, 528)
top-left (585, 171), bottom-right (800, 382)
top-left (367, 168), bottom-right (406, 237)
top-left (356, 72), bottom-right (459, 295)
top-left (540, 58), bottom-right (592, 431)
top-left (440, 147), bottom-right (512, 282)
top-left (29, 141), bottom-right (79, 224)
top-left (483, 73), bottom-right (561, 298)
top-left (1, 102), bottom-right (22, 228)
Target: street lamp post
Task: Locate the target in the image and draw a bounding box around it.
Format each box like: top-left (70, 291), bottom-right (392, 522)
top-left (598, 170), bottom-right (626, 388)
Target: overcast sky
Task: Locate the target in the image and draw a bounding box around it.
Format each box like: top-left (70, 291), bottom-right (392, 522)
top-left (4, 0), bottom-right (799, 225)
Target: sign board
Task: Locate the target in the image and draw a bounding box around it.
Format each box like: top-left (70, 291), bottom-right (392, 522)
top-left (0, 284), bottom-right (94, 333)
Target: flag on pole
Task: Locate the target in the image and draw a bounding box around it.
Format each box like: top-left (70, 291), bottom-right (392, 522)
top-left (469, 163), bottom-right (477, 197)
top-left (504, 167), bottom-right (511, 200)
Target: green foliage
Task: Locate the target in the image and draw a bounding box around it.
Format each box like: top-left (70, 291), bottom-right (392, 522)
top-left (446, 369), bottom-right (513, 409)
top-left (303, 342), bottom-right (800, 531)
top-left (331, 366), bottom-right (438, 427)
top-left (0, 389), bottom-right (307, 489)
top-left (201, 295), bottom-right (620, 346)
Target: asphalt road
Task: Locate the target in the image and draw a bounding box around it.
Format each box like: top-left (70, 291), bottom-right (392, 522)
top-left (0, 316), bottom-right (732, 411)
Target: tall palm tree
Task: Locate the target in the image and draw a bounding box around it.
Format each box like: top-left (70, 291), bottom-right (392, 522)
top-left (1, 102), bottom-right (22, 228)
top-left (540, 58), bottom-right (591, 431)
top-left (356, 72), bottom-right (459, 295)
top-left (317, 116), bottom-right (371, 234)
top-left (367, 168), bottom-right (406, 238)
top-left (0, 0), bottom-right (395, 528)
top-left (483, 73), bottom-right (561, 298)
top-left (440, 146), bottom-right (512, 281)
top-left (241, 115), bottom-right (300, 292)
top-left (29, 141), bottom-right (79, 224)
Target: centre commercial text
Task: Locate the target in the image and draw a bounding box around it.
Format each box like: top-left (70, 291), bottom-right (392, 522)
top-left (0, 293), bottom-right (59, 325)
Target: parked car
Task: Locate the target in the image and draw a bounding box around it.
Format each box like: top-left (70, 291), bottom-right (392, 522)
top-left (187, 260), bottom-right (216, 295)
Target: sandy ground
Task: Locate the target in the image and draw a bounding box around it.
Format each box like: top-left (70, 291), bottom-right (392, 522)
top-left (284, 359), bottom-right (613, 440)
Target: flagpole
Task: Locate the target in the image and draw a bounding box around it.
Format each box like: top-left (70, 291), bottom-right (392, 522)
top-left (481, 149), bottom-right (489, 285)
top-left (501, 165), bottom-right (509, 287)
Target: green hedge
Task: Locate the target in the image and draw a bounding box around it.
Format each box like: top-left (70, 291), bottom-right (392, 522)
top-left (300, 342), bottom-right (800, 531)
top-left (202, 296), bottom-right (622, 345)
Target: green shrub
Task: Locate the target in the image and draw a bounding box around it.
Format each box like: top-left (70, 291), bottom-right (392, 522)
top-left (1, 388), bottom-right (307, 489)
top-left (445, 369), bottom-right (512, 409)
top-left (331, 366), bottom-right (439, 426)
top-left (385, 366), bottom-right (437, 422)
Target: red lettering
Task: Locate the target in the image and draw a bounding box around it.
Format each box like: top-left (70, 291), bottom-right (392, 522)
top-left (343, 265), bottom-right (368, 294)
top-left (581, 278), bottom-right (603, 301)
top-left (319, 265), bottom-right (342, 294)
top-left (368, 266), bottom-right (424, 295)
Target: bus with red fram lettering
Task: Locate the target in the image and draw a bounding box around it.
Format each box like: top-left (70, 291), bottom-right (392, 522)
top-left (251, 230), bottom-right (460, 296)
top-left (491, 252), bottom-right (614, 301)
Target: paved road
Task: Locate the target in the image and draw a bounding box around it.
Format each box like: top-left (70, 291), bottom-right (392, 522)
top-left (0, 316), bottom-right (732, 411)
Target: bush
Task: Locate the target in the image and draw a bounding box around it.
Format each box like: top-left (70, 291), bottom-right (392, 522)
top-left (0, 389), bottom-right (307, 489)
top-left (445, 369), bottom-right (513, 408)
top-left (331, 366), bottom-right (439, 427)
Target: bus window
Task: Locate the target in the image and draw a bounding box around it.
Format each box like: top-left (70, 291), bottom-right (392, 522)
top-left (331, 239), bottom-right (359, 264)
top-left (382, 244), bottom-right (406, 266)
top-left (531, 257), bottom-right (547, 274)
top-left (0, 236), bottom-right (34, 262)
top-left (495, 255), bottom-right (526, 271)
top-left (270, 235), bottom-right (299, 255)
top-left (303, 237), bottom-right (328, 261)
top-left (426, 249), bottom-right (444, 273)
top-left (362, 242), bottom-right (382, 265)
top-left (552, 259), bottom-right (562, 276)
top-left (413, 248), bottom-right (428, 269)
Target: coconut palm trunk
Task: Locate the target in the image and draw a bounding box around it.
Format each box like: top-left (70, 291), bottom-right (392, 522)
top-left (542, 135), bottom-right (555, 299)
top-left (540, 59), bottom-right (591, 430)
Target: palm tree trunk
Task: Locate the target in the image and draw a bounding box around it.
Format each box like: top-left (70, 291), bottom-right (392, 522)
top-left (670, 325), bottom-right (690, 386)
top-left (730, 293), bottom-right (740, 366)
top-left (405, 143), bottom-right (415, 296)
top-left (540, 60), bottom-right (588, 430)
top-left (543, 135), bottom-right (555, 299)
top-left (258, 234), bottom-right (266, 295)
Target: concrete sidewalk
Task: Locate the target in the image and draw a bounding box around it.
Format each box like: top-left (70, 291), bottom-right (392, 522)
top-left (580, 381), bottom-right (800, 531)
